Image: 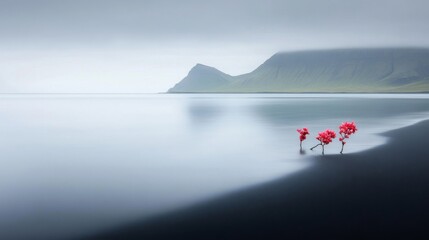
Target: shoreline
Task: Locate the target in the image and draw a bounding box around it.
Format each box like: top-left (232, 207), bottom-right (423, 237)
top-left (81, 119), bottom-right (429, 240)
top-left (1, 92), bottom-right (429, 95)
top-left (165, 91), bottom-right (429, 94)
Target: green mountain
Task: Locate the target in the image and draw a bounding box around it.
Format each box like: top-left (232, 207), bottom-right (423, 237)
top-left (168, 48), bottom-right (429, 93)
top-left (168, 64), bottom-right (234, 92)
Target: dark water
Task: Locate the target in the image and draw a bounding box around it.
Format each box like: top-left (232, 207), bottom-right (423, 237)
top-left (0, 94), bottom-right (428, 240)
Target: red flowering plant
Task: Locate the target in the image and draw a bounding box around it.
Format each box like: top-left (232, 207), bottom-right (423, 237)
top-left (338, 121), bottom-right (358, 154)
top-left (297, 128), bottom-right (310, 150)
top-left (310, 129), bottom-right (336, 155)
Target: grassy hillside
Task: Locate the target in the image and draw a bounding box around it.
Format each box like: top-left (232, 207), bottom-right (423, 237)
top-left (168, 48), bottom-right (429, 93)
top-left (168, 64), bottom-right (233, 92)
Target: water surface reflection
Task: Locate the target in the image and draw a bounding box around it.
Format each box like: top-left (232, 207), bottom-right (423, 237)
top-left (0, 94), bottom-right (428, 240)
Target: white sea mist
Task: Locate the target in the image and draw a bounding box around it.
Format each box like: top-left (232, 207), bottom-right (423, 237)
top-left (0, 93), bottom-right (428, 240)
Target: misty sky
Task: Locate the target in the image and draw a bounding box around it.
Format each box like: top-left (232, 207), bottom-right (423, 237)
top-left (1, 0), bottom-right (429, 93)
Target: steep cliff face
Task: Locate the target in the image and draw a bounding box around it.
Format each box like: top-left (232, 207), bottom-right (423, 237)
top-left (168, 48), bottom-right (429, 93)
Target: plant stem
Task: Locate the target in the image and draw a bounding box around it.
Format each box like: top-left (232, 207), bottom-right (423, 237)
top-left (300, 141), bottom-right (302, 150)
top-left (310, 143), bottom-right (321, 150)
top-left (340, 133), bottom-right (345, 154)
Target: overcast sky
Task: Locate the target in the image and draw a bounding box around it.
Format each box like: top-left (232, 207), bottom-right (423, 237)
top-left (1, 0), bottom-right (429, 93)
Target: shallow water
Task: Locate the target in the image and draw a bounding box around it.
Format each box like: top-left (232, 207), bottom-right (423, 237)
top-left (0, 93), bottom-right (428, 240)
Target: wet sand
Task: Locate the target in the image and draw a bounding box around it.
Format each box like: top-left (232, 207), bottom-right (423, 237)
top-left (81, 120), bottom-right (429, 240)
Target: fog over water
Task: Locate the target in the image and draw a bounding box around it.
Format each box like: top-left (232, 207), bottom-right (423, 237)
top-left (1, 1), bottom-right (428, 239)
top-left (0, 94), bottom-right (428, 240)
top-left (1, 0), bottom-right (429, 93)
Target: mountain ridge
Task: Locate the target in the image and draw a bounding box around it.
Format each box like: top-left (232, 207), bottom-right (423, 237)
top-left (168, 64), bottom-right (233, 92)
top-left (168, 48), bottom-right (429, 93)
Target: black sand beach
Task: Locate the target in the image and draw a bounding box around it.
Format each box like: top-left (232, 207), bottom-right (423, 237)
top-left (81, 120), bottom-right (429, 240)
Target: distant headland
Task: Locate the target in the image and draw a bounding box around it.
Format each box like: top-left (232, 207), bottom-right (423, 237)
top-left (168, 48), bottom-right (429, 93)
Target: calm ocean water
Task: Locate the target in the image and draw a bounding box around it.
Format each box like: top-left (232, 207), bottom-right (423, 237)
top-left (0, 93), bottom-right (428, 240)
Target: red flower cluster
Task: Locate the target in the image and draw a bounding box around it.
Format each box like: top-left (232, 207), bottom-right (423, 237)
top-left (338, 122), bottom-right (357, 144)
top-left (297, 127), bottom-right (310, 150)
top-left (316, 129), bottom-right (336, 145)
top-left (310, 129), bottom-right (336, 155)
top-left (338, 122), bottom-right (358, 153)
top-left (299, 122), bottom-right (357, 155)
top-left (297, 128), bottom-right (310, 141)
